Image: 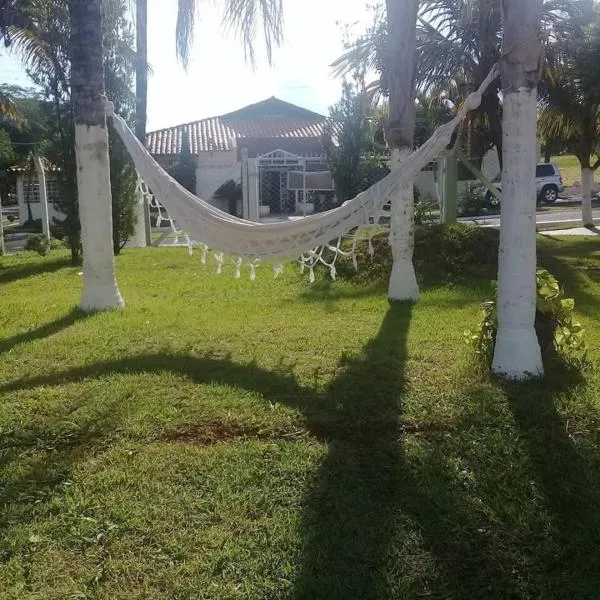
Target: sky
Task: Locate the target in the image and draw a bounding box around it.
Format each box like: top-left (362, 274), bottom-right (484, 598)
top-left (0, 0), bottom-right (373, 132)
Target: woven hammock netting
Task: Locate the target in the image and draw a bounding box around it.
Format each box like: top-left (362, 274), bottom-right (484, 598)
top-left (108, 65), bottom-right (499, 280)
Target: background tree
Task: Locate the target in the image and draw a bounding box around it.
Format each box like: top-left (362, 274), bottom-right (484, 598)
top-left (104, 0), bottom-right (139, 253)
top-left (5, 0), bottom-right (139, 261)
top-left (492, 0), bottom-right (544, 380)
top-left (333, 0), bottom-right (585, 168)
top-left (539, 3), bottom-right (600, 226)
top-left (168, 126), bottom-right (196, 193)
top-left (323, 81), bottom-right (381, 205)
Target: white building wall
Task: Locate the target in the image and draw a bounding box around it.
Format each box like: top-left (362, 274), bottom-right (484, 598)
top-left (414, 170), bottom-right (439, 204)
top-left (16, 174), bottom-right (65, 225)
top-left (195, 146), bottom-right (240, 212)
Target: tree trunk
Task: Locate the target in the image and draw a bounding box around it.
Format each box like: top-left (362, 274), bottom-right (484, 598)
top-left (492, 0), bottom-right (543, 380)
top-left (0, 197), bottom-right (4, 256)
top-left (385, 0), bottom-right (420, 301)
top-left (33, 154), bottom-right (50, 240)
top-left (581, 166), bottom-right (594, 226)
top-left (69, 0), bottom-right (124, 311)
top-left (131, 0), bottom-right (151, 248)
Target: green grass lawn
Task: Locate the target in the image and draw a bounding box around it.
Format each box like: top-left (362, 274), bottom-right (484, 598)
top-left (552, 155), bottom-right (600, 187)
top-left (1, 237), bottom-right (600, 600)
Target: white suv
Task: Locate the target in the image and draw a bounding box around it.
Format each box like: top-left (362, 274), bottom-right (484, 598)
top-left (483, 163), bottom-right (565, 207)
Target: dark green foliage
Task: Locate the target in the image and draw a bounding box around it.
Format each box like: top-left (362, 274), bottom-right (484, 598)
top-left (24, 234), bottom-right (51, 255)
top-left (540, 4), bottom-right (600, 170)
top-left (323, 81), bottom-right (385, 204)
top-left (168, 128), bottom-right (196, 193)
top-left (214, 179), bottom-right (243, 216)
top-left (0, 128), bottom-right (16, 167)
top-left (467, 268), bottom-right (586, 367)
top-left (414, 92), bottom-right (455, 148)
top-left (336, 224), bottom-right (500, 285)
top-left (459, 185), bottom-right (492, 217)
top-left (6, 0), bottom-right (137, 261)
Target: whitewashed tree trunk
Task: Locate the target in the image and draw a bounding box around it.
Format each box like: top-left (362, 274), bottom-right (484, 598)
top-left (385, 0), bottom-right (419, 301)
top-left (388, 148), bottom-right (419, 300)
top-left (492, 0), bottom-right (543, 380)
top-left (70, 0), bottom-right (124, 311)
top-left (33, 154), bottom-right (50, 240)
top-left (581, 166), bottom-right (594, 226)
top-left (128, 200), bottom-right (147, 247)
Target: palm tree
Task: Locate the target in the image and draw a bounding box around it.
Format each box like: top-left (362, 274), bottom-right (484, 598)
top-left (385, 0), bottom-right (420, 301)
top-left (491, 0), bottom-right (544, 380)
top-left (333, 0), bottom-right (583, 166)
top-left (539, 7), bottom-right (600, 226)
top-left (69, 0), bottom-right (125, 311)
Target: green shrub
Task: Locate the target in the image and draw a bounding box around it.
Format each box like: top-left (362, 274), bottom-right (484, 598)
top-left (336, 224), bottom-right (499, 285)
top-left (459, 185), bottom-right (488, 217)
top-left (25, 234), bottom-right (52, 256)
top-left (414, 200), bottom-right (439, 225)
top-left (466, 268), bottom-right (585, 365)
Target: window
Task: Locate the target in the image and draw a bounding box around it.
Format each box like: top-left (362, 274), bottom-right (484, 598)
top-left (536, 164), bottom-right (555, 177)
top-left (23, 176), bottom-right (62, 205)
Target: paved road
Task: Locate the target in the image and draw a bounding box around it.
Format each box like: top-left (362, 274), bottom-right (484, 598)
top-left (461, 208), bottom-right (600, 227)
top-left (3, 198), bottom-right (600, 254)
top-left (460, 197), bottom-right (600, 228)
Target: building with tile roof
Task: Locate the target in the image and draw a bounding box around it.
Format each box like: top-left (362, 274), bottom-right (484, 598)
top-left (146, 97), bottom-right (336, 218)
top-left (146, 97), bottom-right (329, 160)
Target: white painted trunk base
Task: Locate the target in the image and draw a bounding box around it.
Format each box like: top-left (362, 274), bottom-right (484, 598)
top-left (75, 123), bottom-right (125, 311)
top-left (581, 167), bottom-right (594, 227)
top-left (388, 148), bottom-right (420, 301)
top-left (492, 88), bottom-right (543, 380)
top-left (128, 199), bottom-right (148, 247)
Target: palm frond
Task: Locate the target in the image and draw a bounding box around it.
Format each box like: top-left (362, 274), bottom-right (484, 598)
top-left (220, 0), bottom-right (284, 66)
top-left (0, 90), bottom-right (26, 127)
top-left (176, 0), bottom-right (197, 68)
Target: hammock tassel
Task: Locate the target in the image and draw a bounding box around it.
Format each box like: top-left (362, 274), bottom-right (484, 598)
top-left (215, 252), bottom-right (224, 275)
top-left (234, 257), bottom-right (243, 279)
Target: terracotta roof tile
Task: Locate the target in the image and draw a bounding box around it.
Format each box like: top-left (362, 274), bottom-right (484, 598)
top-left (146, 98), bottom-right (330, 156)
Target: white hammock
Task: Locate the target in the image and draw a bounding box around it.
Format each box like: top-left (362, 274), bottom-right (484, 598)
top-left (107, 65), bottom-right (499, 279)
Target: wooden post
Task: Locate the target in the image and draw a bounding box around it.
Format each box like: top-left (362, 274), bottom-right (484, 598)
top-left (241, 148), bottom-right (249, 220)
top-left (441, 149), bottom-right (458, 224)
top-left (248, 158), bottom-right (259, 221)
top-left (33, 154), bottom-right (51, 239)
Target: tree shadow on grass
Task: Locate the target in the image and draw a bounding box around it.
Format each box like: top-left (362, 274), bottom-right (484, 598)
top-left (0, 309), bottom-right (90, 355)
top-left (538, 236), bottom-right (600, 316)
top-left (503, 359), bottom-right (600, 598)
top-left (293, 304), bottom-right (412, 599)
top-left (2, 314), bottom-right (600, 598)
top-left (0, 256), bottom-right (73, 285)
